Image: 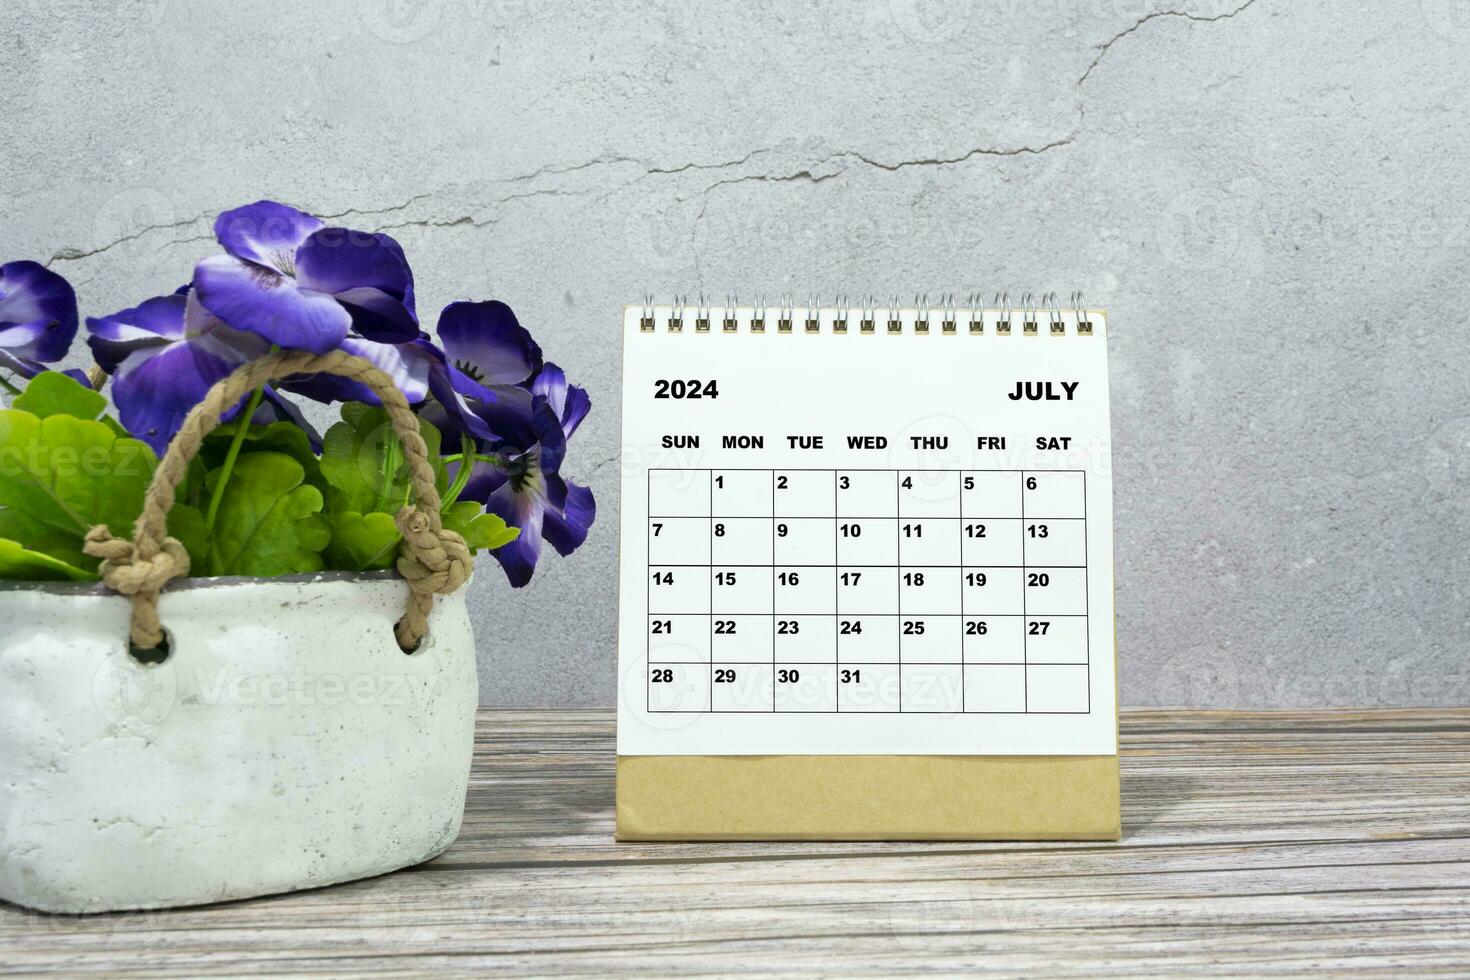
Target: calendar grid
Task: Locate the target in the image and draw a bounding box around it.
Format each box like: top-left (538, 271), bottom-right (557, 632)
top-left (1083, 470), bottom-right (1092, 714)
top-left (645, 467), bottom-right (649, 715)
top-left (894, 474), bottom-right (901, 711)
top-left (1020, 470), bottom-right (1027, 712)
top-left (708, 470), bottom-right (714, 708)
top-left (833, 474), bottom-right (841, 713)
top-left (646, 468), bottom-right (1091, 715)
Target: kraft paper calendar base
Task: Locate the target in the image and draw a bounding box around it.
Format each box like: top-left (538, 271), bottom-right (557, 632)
top-left (615, 754), bottom-right (1119, 841)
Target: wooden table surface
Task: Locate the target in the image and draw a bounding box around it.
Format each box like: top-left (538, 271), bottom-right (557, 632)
top-left (2, 708), bottom-right (1467, 976)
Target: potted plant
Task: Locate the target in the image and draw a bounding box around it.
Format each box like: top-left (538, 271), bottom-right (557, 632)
top-left (0, 202), bottom-right (595, 913)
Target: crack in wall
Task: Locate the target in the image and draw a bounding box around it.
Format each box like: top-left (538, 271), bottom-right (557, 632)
top-left (375, 186), bottom-right (596, 235)
top-left (318, 192), bottom-right (434, 224)
top-left (37, 0), bottom-right (1263, 274)
top-left (685, 0), bottom-right (1262, 274)
top-left (1078, 0), bottom-right (1262, 92)
top-left (589, 149), bottom-right (778, 208)
top-left (583, 451), bottom-right (622, 481)
top-left (45, 212), bottom-right (208, 267)
top-left (842, 137), bottom-right (1079, 173)
top-left (695, 167), bottom-right (844, 222)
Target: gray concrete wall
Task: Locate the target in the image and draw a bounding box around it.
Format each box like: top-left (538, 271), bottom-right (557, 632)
top-left (3, 0), bottom-right (1467, 707)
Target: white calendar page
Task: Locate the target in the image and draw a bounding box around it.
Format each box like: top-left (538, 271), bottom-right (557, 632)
top-left (617, 306), bottom-right (1116, 756)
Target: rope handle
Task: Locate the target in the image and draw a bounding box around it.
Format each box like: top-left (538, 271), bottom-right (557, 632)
top-left (83, 349), bottom-right (472, 653)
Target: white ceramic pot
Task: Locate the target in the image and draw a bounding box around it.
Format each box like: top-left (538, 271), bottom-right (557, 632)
top-left (0, 571), bottom-right (477, 914)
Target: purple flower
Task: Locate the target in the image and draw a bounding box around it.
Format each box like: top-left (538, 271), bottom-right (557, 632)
top-left (422, 300), bottom-right (541, 448)
top-left (460, 363), bottom-right (595, 587)
top-left (87, 289), bottom-right (316, 454)
top-left (193, 201), bottom-right (418, 354)
top-left (0, 261), bottom-right (78, 378)
top-left (192, 202), bottom-right (434, 406)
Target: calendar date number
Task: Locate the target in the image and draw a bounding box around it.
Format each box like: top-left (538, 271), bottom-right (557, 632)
top-left (654, 378), bottom-right (720, 399)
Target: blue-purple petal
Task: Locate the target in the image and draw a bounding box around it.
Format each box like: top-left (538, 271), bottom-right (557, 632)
top-left (458, 457), bottom-right (507, 506)
top-left (332, 286), bottom-right (419, 343)
top-left (341, 335), bottom-right (432, 404)
top-left (213, 201), bottom-right (322, 274)
top-left (474, 383), bottom-right (538, 449)
top-left (0, 260), bottom-right (78, 367)
top-left (276, 335), bottom-right (432, 405)
top-left (193, 253), bottom-right (350, 353)
top-left (85, 293), bottom-right (186, 373)
top-left (182, 288), bottom-right (220, 340)
top-left (375, 234), bottom-right (415, 315)
top-left (529, 399), bottom-right (567, 476)
top-left (560, 385), bottom-right (591, 440)
top-left (295, 227), bottom-right (414, 302)
top-left (532, 362), bottom-right (590, 440)
top-left (531, 362), bottom-right (566, 410)
top-left (426, 360), bottom-right (498, 443)
top-left (437, 301), bottom-right (542, 386)
top-left (424, 336), bottom-right (539, 448)
top-left (482, 478), bottom-right (543, 588)
top-left (542, 478), bottom-right (595, 557)
top-left (110, 335), bottom-right (249, 454)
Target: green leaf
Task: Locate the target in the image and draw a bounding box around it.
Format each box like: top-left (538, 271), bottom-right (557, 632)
top-left (9, 370), bottom-right (133, 453)
top-left (0, 410), bottom-right (156, 581)
top-left (167, 502), bottom-right (210, 572)
top-left (176, 455), bottom-right (210, 511)
top-left (0, 507), bottom-right (94, 570)
top-left (205, 451), bottom-right (330, 576)
top-left (320, 403), bottom-right (445, 515)
top-left (203, 420), bottom-right (324, 490)
top-left (322, 501), bottom-right (520, 572)
top-left (0, 537), bottom-right (98, 581)
top-left (442, 500), bottom-right (518, 552)
top-left (12, 371), bottom-right (107, 421)
top-left (325, 511), bottom-right (401, 571)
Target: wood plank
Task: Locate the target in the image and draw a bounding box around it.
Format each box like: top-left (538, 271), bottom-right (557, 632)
top-left (1, 708), bottom-right (1467, 976)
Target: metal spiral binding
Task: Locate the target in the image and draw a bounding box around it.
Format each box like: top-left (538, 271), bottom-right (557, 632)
top-left (635, 292), bottom-right (1098, 335)
top-left (722, 294), bottom-right (739, 333)
top-left (1072, 290), bottom-right (1094, 335)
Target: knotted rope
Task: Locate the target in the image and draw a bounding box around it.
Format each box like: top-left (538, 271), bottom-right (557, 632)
top-left (83, 349), bottom-right (470, 652)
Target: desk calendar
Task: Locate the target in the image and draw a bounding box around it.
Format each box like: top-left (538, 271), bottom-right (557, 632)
top-left (616, 300), bottom-right (1120, 840)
